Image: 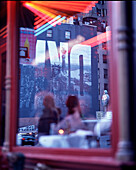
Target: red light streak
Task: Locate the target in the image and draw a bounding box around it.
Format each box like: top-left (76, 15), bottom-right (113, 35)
top-left (34, 14), bottom-right (41, 22)
top-left (0, 43), bottom-right (6, 49)
top-left (0, 25), bottom-right (7, 33)
top-left (34, 16), bottom-right (58, 30)
top-left (40, 5), bottom-right (87, 13)
top-left (31, 1), bottom-right (97, 12)
top-left (3, 34), bottom-right (7, 38)
top-left (23, 3), bottom-right (47, 21)
top-left (23, 2), bottom-right (56, 30)
top-left (33, 4), bottom-right (69, 17)
top-left (34, 15), bottom-right (49, 26)
top-left (24, 1), bottom-right (98, 30)
top-left (34, 20), bottom-right (46, 30)
top-left (0, 26), bottom-right (7, 38)
top-left (34, 17), bottom-right (53, 30)
top-left (80, 31), bottom-right (111, 47)
top-left (0, 30), bottom-right (7, 37)
top-left (23, 1), bottom-right (110, 48)
top-left (34, 16), bottom-right (41, 22)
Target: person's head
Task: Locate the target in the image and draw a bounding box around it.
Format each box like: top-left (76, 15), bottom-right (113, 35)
top-left (66, 95), bottom-right (81, 115)
top-left (43, 95), bottom-right (55, 109)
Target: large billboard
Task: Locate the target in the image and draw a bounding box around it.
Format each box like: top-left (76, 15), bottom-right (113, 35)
top-left (19, 24), bottom-right (98, 119)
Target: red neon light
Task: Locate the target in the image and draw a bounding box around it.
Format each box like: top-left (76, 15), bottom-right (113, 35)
top-left (35, 16), bottom-right (40, 21)
top-left (23, 3), bottom-right (55, 29)
top-left (23, 3), bottom-right (46, 20)
top-left (34, 15), bottom-right (54, 30)
top-left (37, 5), bottom-right (87, 13)
top-left (34, 15), bottom-right (49, 26)
top-left (34, 21), bottom-right (46, 30)
top-left (0, 43), bottom-right (6, 49)
top-left (29, 1), bottom-right (98, 13)
top-left (31, 1), bottom-right (96, 8)
top-left (32, 3), bottom-right (68, 17)
top-left (34, 16), bottom-right (56, 30)
top-left (3, 34), bottom-right (7, 38)
top-left (0, 30), bottom-right (7, 37)
top-left (34, 17), bottom-right (49, 29)
top-left (80, 31), bottom-right (111, 47)
top-left (0, 25), bottom-right (7, 33)
top-left (24, 1), bottom-right (98, 30)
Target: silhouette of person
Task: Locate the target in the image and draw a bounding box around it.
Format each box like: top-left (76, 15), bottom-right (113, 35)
top-left (38, 95), bottom-right (59, 138)
top-left (55, 95), bottom-right (86, 134)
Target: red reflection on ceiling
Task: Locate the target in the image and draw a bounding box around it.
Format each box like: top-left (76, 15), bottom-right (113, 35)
top-left (22, 1), bottom-right (98, 30)
top-left (24, 1), bottom-right (98, 13)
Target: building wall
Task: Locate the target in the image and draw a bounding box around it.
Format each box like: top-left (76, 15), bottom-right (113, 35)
top-left (19, 24), bottom-right (99, 121)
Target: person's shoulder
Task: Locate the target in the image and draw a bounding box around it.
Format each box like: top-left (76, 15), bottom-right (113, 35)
top-left (73, 111), bottom-right (81, 118)
top-left (64, 114), bottom-right (73, 121)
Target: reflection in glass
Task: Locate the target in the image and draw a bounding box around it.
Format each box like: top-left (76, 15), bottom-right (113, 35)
top-left (17, 1), bottom-right (112, 149)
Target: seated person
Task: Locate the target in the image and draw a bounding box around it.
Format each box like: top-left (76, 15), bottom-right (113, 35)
top-left (55, 95), bottom-right (87, 134)
top-left (38, 95), bottom-right (59, 138)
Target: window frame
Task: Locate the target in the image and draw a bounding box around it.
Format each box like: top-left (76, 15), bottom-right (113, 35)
top-left (46, 29), bottom-right (53, 38)
top-left (65, 30), bottom-right (71, 40)
top-left (3, 1), bottom-right (120, 167)
top-left (103, 54), bottom-right (108, 63)
top-left (104, 68), bottom-right (108, 79)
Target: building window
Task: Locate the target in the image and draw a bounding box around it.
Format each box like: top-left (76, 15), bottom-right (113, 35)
top-left (102, 9), bottom-right (104, 17)
top-left (97, 54), bottom-right (99, 62)
top-left (98, 100), bottom-right (100, 110)
top-left (102, 42), bottom-right (107, 50)
top-left (104, 83), bottom-right (108, 91)
top-left (98, 83), bottom-right (100, 94)
top-left (46, 29), bottom-right (53, 38)
top-left (103, 54), bottom-right (107, 63)
top-left (97, 8), bottom-right (101, 16)
top-left (65, 30), bottom-right (71, 40)
top-left (104, 68), bottom-right (108, 79)
top-left (98, 68), bottom-right (100, 78)
top-left (104, 9), bottom-right (107, 16)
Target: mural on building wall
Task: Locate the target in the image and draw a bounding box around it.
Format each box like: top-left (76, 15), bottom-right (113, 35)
top-left (20, 28), bottom-right (36, 64)
top-left (19, 24), bottom-right (98, 119)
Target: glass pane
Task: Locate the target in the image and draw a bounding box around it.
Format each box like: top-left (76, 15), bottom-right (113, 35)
top-left (17, 1), bottom-right (112, 149)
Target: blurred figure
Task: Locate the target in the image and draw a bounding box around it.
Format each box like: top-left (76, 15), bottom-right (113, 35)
top-left (38, 95), bottom-right (59, 137)
top-left (55, 95), bottom-right (86, 134)
top-left (94, 111), bottom-right (112, 137)
top-left (94, 90), bottom-right (111, 137)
